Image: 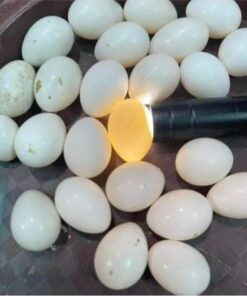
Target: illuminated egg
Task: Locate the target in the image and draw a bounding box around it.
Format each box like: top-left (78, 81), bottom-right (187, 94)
top-left (108, 99), bottom-right (153, 162)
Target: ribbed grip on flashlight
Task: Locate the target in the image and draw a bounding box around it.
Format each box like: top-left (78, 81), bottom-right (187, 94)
top-left (152, 97), bottom-right (247, 142)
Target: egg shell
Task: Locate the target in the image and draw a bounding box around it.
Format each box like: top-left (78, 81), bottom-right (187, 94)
top-left (106, 161), bottom-right (165, 212)
top-left (150, 17), bottom-right (209, 63)
top-left (129, 54), bottom-right (180, 104)
top-left (64, 117), bottom-right (112, 178)
top-left (207, 172), bottom-right (247, 219)
top-left (94, 222), bottom-right (148, 290)
top-left (180, 52), bottom-right (230, 99)
top-left (0, 115), bottom-right (18, 161)
top-left (124, 0), bottom-right (177, 35)
top-left (148, 240), bottom-right (210, 295)
top-left (95, 22), bottom-right (150, 68)
top-left (68, 0), bottom-right (124, 40)
top-left (186, 0), bottom-right (242, 39)
top-left (55, 177), bottom-right (111, 233)
top-left (11, 190), bottom-right (61, 252)
top-left (219, 28), bottom-right (247, 77)
top-left (176, 138), bottom-right (233, 186)
top-left (22, 16), bottom-right (74, 67)
top-left (14, 113), bottom-right (66, 168)
top-left (0, 60), bottom-right (35, 118)
top-left (35, 56), bottom-right (82, 112)
top-left (80, 60), bottom-right (128, 118)
top-left (147, 189), bottom-right (213, 241)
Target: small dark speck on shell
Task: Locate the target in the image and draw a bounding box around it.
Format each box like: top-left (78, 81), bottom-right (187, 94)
top-left (109, 270), bottom-right (113, 276)
top-left (58, 77), bottom-right (63, 86)
top-left (35, 80), bottom-right (42, 93)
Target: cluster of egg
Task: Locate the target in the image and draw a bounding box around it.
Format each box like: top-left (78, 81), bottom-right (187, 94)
top-left (1, 0), bottom-right (247, 294)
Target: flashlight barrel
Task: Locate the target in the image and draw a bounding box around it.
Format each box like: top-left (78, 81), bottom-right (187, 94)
top-left (152, 97), bottom-right (247, 141)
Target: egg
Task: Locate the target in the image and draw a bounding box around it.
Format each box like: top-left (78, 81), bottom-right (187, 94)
top-left (11, 190), bottom-right (61, 252)
top-left (34, 56), bottom-right (82, 112)
top-left (176, 138), bottom-right (233, 186)
top-left (55, 177), bottom-right (111, 233)
top-left (106, 161), bottom-right (165, 212)
top-left (14, 113), bottom-right (66, 168)
top-left (150, 17), bottom-right (209, 63)
top-left (148, 240), bottom-right (210, 295)
top-left (64, 117), bottom-right (111, 178)
top-left (207, 172), bottom-right (247, 219)
top-left (94, 222), bottom-right (148, 290)
top-left (95, 22), bottom-right (150, 68)
top-left (219, 28), bottom-right (247, 77)
top-left (124, 0), bottom-right (177, 35)
top-left (186, 0), bottom-right (242, 39)
top-left (129, 54), bottom-right (180, 104)
top-left (147, 190), bottom-right (213, 241)
top-left (0, 115), bottom-right (18, 161)
top-left (0, 60), bottom-right (35, 118)
top-left (80, 60), bottom-right (128, 118)
top-left (22, 16), bottom-right (74, 67)
top-left (180, 52), bottom-right (230, 99)
top-left (68, 0), bottom-right (124, 40)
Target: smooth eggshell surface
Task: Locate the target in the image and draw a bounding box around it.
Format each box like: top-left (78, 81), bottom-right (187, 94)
top-left (64, 117), bottom-right (112, 178)
top-left (80, 60), bottom-right (128, 118)
top-left (106, 161), bottom-right (165, 212)
top-left (207, 172), bottom-right (247, 219)
top-left (55, 177), bottom-right (111, 233)
top-left (95, 22), bottom-right (150, 68)
top-left (11, 190), bottom-right (61, 252)
top-left (94, 222), bottom-right (148, 290)
top-left (148, 240), bottom-right (210, 295)
top-left (0, 60), bottom-right (35, 118)
top-left (176, 138), bottom-right (233, 186)
top-left (150, 17), bottom-right (209, 63)
top-left (22, 16), bottom-right (74, 67)
top-left (147, 189), bottom-right (213, 240)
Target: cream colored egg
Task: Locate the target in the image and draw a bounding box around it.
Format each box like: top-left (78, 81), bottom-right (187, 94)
top-left (150, 17), bottom-right (209, 63)
top-left (94, 222), bottom-right (148, 290)
top-left (64, 117), bottom-right (111, 178)
top-left (147, 190), bottom-right (213, 241)
top-left (80, 60), bottom-right (128, 118)
top-left (207, 172), bottom-right (247, 219)
top-left (129, 54), bottom-right (180, 104)
top-left (124, 0), bottom-right (177, 35)
top-left (176, 138), bottom-right (233, 186)
top-left (95, 22), bottom-right (150, 68)
top-left (148, 240), bottom-right (210, 295)
top-left (55, 177), bottom-right (111, 233)
top-left (106, 161), bottom-right (165, 212)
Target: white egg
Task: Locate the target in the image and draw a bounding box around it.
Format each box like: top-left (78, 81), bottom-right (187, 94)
top-left (106, 161), bottom-right (165, 212)
top-left (147, 190), bottom-right (213, 241)
top-left (68, 0), bottom-right (124, 40)
top-left (150, 17), bottom-right (209, 63)
top-left (129, 54), bottom-right (180, 104)
top-left (11, 190), bottom-right (61, 252)
top-left (94, 222), bottom-right (148, 290)
top-left (0, 60), bottom-right (35, 118)
top-left (207, 172), bottom-right (247, 219)
top-left (34, 56), bottom-right (82, 112)
top-left (0, 115), bottom-right (18, 161)
top-left (180, 52), bottom-right (230, 99)
top-left (22, 16), bottom-right (74, 67)
top-left (176, 138), bottom-right (233, 186)
top-left (64, 117), bottom-right (111, 178)
top-left (124, 0), bottom-right (177, 35)
top-left (186, 0), bottom-right (242, 39)
top-left (80, 60), bottom-right (128, 118)
top-left (148, 240), bottom-right (210, 295)
top-left (14, 113), bottom-right (66, 168)
top-left (219, 28), bottom-right (247, 77)
top-left (55, 177), bottom-right (111, 233)
top-left (95, 22), bottom-right (150, 68)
